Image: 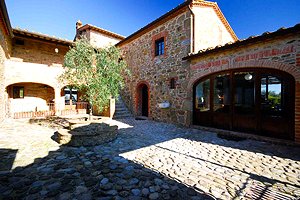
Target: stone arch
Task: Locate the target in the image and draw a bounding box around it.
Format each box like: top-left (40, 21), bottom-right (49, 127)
top-left (135, 81), bottom-right (150, 117)
top-left (188, 60), bottom-right (300, 142)
top-left (188, 60), bottom-right (300, 92)
top-left (5, 80), bottom-right (56, 90)
top-left (5, 82), bottom-right (56, 116)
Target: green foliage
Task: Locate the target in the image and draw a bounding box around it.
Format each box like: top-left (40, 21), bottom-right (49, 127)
top-left (268, 91), bottom-right (281, 107)
top-left (61, 38), bottom-right (129, 112)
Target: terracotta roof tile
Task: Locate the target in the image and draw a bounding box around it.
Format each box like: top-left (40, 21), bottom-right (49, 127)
top-left (13, 28), bottom-right (74, 45)
top-left (78, 24), bottom-right (125, 40)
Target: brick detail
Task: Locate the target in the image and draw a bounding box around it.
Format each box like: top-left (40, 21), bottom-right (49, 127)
top-left (135, 81), bottom-right (150, 117)
top-left (297, 54), bottom-right (300, 67)
top-left (152, 31), bottom-right (168, 59)
top-left (188, 60), bottom-right (300, 91)
top-left (295, 81), bottom-right (300, 143)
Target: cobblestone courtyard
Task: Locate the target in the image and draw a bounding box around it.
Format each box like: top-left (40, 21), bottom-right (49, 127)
top-left (0, 118), bottom-right (299, 199)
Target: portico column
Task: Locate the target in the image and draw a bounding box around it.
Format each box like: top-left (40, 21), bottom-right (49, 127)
top-left (54, 88), bottom-right (61, 116)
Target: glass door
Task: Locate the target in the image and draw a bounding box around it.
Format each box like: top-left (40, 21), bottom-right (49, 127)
top-left (260, 75), bottom-right (293, 139)
top-left (194, 78), bottom-right (211, 126)
top-left (212, 73), bottom-right (231, 129)
top-left (232, 72), bottom-right (257, 132)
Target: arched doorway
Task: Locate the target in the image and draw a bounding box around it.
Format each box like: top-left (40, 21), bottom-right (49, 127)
top-left (137, 83), bottom-right (149, 117)
top-left (193, 68), bottom-right (295, 140)
top-left (6, 82), bottom-right (55, 118)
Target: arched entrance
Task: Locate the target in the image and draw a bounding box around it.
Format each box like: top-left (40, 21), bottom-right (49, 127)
top-left (136, 83), bottom-right (149, 117)
top-left (193, 68), bottom-right (295, 140)
top-left (6, 82), bottom-right (55, 118)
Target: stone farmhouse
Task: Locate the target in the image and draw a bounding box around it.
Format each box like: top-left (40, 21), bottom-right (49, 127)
top-left (0, 0), bottom-right (124, 119)
top-left (1, 0), bottom-right (300, 143)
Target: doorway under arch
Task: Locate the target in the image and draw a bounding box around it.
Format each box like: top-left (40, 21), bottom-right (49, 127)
top-left (6, 82), bottom-right (55, 118)
top-left (193, 68), bottom-right (295, 140)
top-left (136, 83), bottom-right (149, 117)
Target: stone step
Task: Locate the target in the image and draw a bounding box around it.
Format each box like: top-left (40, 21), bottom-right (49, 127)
top-left (115, 108), bottom-right (128, 113)
top-left (115, 110), bottom-right (131, 114)
top-left (114, 114), bottom-right (132, 119)
top-left (113, 96), bottom-right (133, 119)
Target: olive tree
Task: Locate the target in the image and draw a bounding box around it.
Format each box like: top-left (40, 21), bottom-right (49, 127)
top-left (61, 38), bottom-right (128, 115)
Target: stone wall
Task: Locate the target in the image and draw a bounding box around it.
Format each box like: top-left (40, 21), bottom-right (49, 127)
top-left (192, 5), bottom-right (235, 52)
top-left (4, 37), bottom-right (72, 116)
top-left (0, 20), bottom-right (12, 121)
top-left (120, 10), bottom-right (193, 125)
top-left (11, 37), bottom-right (69, 66)
top-left (89, 30), bottom-right (121, 48)
top-left (188, 33), bottom-right (300, 142)
top-left (119, 2), bottom-right (236, 125)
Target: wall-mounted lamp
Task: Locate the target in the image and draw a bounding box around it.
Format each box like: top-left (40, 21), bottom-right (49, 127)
top-left (55, 48), bottom-right (59, 54)
top-left (244, 73), bottom-right (253, 80)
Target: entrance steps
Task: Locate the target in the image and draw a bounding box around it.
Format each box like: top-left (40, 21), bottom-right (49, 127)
top-left (113, 96), bottom-right (133, 119)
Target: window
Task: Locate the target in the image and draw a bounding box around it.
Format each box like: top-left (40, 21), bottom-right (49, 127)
top-left (170, 78), bottom-right (176, 89)
top-left (155, 38), bottom-right (164, 56)
top-left (15, 39), bottom-right (24, 45)
top-left (261, 75), bottom-right (283, 116)
top-left (64, 87), bottom-right (78, 105)
top-left (214, 74), bottom-right (230, 113)
top-left (13, 86), bottom-right (24, 99)
top-left (234, 72), bottom-right (255, 114)
top-left (195, 78), bottom-right (210, 112)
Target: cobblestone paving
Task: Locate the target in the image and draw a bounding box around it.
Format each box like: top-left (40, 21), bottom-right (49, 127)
top-left (0, 117), bottom-right (299, 199)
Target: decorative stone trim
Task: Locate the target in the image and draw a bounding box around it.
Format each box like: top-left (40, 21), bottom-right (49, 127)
top-left (135, 81), bottom-right (151, 117)
top-left (188, 60), bottom-right (300, 90)
top-left (152, 31), bottom-right (168, 59)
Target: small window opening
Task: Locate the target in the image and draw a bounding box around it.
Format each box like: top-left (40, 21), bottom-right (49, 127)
top-left (13, 86), bottom-right (24, 99)
top-left (155, 38), bottom-right (164, 56)
top-left (15, 39), bottom-right (24, 45)
top-left (170, 78), bottom-right (176, 89)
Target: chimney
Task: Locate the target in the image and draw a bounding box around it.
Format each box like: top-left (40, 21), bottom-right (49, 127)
top-left (76, 20), bottom-right (82, 30)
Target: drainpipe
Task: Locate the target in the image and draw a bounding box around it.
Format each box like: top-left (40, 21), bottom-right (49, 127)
top-left (188, 4), bottom-right (195, 53)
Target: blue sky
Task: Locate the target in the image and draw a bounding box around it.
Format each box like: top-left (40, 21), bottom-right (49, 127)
top-left (5, 0), bottom-right (300, 41)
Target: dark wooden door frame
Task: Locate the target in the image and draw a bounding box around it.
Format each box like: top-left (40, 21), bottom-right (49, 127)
top-left (136, 81), bottom-right (150, 117)
top-left (193, 68), bottom-right (295, 140)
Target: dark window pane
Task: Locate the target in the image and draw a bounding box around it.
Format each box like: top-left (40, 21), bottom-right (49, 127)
top-left (64, 88), bottom-right (78, 105)
top-left (234, 72), bottom-right (255, 114)
top-left (214, 74), bottom-right (230, 113)
top-left (170, 78), bottom-right (176, 89)
top-left (155, 38), bottom-right (164, 56)
top-left (195, 79), bottom-right (210, 112)
top-left (261, 75), bottom-right (282, 116)
top-left (13, 86), bottom-right (24, 99)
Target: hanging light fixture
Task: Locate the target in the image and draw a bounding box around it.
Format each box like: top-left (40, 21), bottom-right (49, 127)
top-left (244, 73), bottom-right (253, 80)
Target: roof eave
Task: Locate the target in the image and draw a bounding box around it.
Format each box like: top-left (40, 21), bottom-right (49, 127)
top-left (78, 24), bottom-right (125, 40)
top-left (13, 29), bottom-right (74, 46)
top-left (0, 0), bottom-right (13, 37)
top-left (116, 0), bottom-right (192, 47)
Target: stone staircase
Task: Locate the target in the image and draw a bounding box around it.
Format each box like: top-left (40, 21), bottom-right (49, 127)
top-left (113, 96), bottom-right (133, 119)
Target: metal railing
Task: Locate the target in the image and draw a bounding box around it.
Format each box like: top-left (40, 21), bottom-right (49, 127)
top-left (13, 102), bottom-right (89, 119)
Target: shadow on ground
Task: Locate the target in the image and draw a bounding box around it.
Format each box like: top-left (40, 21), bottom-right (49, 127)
top-left (0, 119), bottom-right (215, 200)
top-left (0, 117), bottom-right (299, 199)
top-left (0, 149), bottom-right (18, 171)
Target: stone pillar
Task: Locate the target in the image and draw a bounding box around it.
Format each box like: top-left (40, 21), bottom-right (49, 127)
top-left (54, 88), bottom-right (61, 116)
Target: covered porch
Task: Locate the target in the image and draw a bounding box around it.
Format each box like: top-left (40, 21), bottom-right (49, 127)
top-left (6, 82), bottom-right (88, 119)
